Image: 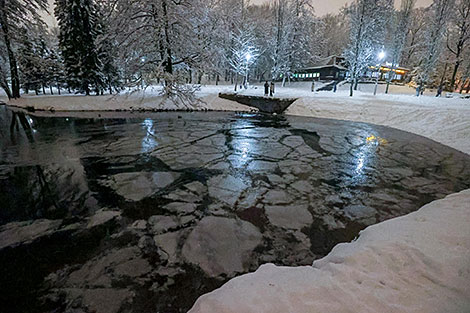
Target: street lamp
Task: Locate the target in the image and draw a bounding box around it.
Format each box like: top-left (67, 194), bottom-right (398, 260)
top-left (140, 56), bottom-right (146, 89)
top-left (374, 50), bottom-right (386, 95)
top-left (244, 52), bottom-right (252, 89)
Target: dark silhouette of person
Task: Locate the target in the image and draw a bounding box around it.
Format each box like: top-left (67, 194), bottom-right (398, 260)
top-left (264, 81), bottom-right (269, 96)
top-left (333, 81), bottom-right (338, 92)
top-left (436, 85), bottom-right (443, 97)
top-left (311, 80), bottom-right (315, 92)
top-left (270, 81), bottom-right (275, 96)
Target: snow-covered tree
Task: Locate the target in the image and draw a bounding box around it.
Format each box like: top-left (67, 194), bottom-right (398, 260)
top-left (227, 29), bottom-right (260, 91)
top-left (385, 0), bottom-right (415, 93)
top-left (401, 7), bottom-right (429, 67)
top-left (446, 0), bottom-right (470, 90)
top-left (416, 0), bottom-right (455, 88)
top-left (0, 0), bottom-right (48, 98)
top-left (55, 0), bottom-right (103, 95)
top-left (319, 12), bottom-right (349, 57)
top-left (344, 0), bottom-right (393, 96)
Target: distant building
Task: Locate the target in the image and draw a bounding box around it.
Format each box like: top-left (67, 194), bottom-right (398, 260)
top-left (292, 56), bottom-right (348, 81)
top-left (365, 63), bottom-right (410, 82)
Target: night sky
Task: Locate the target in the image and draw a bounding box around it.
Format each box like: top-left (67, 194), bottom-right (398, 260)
top-left (251, 0), bottom-right (434, 16)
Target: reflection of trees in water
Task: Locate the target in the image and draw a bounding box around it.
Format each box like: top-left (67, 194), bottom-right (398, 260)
top-left (1, 111), bottom-right (88, 223)
top-left (1, 163), bottom-right (89, 223)
top-left (9, 111), bottom-right (33, 142)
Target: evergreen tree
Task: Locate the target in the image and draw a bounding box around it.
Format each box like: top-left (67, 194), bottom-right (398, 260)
top-left (18, 33), bottom-right (42, 94)
top-left (55, 0), bottom-right (103, 95)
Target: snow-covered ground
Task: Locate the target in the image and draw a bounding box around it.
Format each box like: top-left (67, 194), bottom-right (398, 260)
top-left (6, 85), bottom-right (253, 112)
top-left (5, 83), bottom-right (470, 312)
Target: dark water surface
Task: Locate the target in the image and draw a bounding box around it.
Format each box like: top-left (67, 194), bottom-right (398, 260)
top-left (1, 106), bottom-right (470, 313)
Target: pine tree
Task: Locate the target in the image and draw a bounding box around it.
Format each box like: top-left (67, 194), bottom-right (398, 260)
top-left (55, 0), bottom-right (103, 95)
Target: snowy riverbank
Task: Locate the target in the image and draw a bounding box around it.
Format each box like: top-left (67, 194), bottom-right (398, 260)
top-left (189, 189), bottom-right (470, 313)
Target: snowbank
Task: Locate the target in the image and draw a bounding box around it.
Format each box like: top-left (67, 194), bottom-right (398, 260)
top-left (285, 88), bottom-right (470, 155)
top-left (189, 189), bottom-right (470, 313)
top-left (6, 85), bottom-right (253, 112)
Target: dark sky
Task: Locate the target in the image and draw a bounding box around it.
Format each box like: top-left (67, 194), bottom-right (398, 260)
top-left (251, 0), bottom-right (433, 16)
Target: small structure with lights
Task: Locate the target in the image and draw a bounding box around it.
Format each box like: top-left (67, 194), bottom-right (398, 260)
top-left (366, 63), bottom-right (410, 83)
top-left (291, 56), bottom-right (348, 81)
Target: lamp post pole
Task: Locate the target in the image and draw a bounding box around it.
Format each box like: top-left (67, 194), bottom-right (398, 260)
top-left (245, 53), bottom-right (251, 89)
top-left (374, 51), bottom-right (385, 96)
top-left (141, 57), bottom-right (146, 89)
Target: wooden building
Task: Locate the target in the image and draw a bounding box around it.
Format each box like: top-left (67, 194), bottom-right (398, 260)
top-left (292, 56), bottom-right (348, 81)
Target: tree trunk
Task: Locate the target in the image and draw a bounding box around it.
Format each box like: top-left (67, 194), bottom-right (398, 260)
top-left (49, 85), bottom-right (54, 95)
top-left (162, 0), bottom-right (173, 74)
top-left (450, 61), bottom-right (461, 91)
top-left (0, 0), bottom-right (20, 98)
top-left (0, 75), bottom-right (12, 99)
top-left (234, 73), bottom-right (238, 91)
top-left (440, 62), bottom-right (448, 90)
top-left (57, 84), bottom-right (61, 95)
top-left (42, 84), bottom-right (46, 95)
top-left (385, 61), bottom-right (397, 94)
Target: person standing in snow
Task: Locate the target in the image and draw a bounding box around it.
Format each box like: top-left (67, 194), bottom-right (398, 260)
top-left (270, 81), bottom-right (275, 96)
top-left (311, 80), bottom-right (315, 92)
top-left (436, 85), bottom-right (443, 97)
top-left (333, 81), bottom-right (338, 93)
top-left (264, 81), bottom-right (269, 96)
top-left (416, 84), bottom-right (421, 97)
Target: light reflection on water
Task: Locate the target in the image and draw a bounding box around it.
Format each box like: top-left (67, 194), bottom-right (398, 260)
top-left (141, 118), bottom-right (158, 153)
top-left (353, 133), bottom-right (387, 183)
top-left (230, 118), bottom-right (256, 168)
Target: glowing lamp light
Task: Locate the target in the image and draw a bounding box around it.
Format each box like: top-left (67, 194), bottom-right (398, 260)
top-left (378, 51), bottom-right (386, 61)
top-left (245, 53), bottom-right (252, 61)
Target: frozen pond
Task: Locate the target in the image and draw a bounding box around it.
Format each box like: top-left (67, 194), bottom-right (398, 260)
top-left (1, 106), bottom-right (470, 313)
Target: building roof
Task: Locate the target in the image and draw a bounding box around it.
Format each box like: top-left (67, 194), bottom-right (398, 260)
top-left (299, 55), bottom-right (348, 71)
top-left (302, 64), bottom-right (348, 71)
